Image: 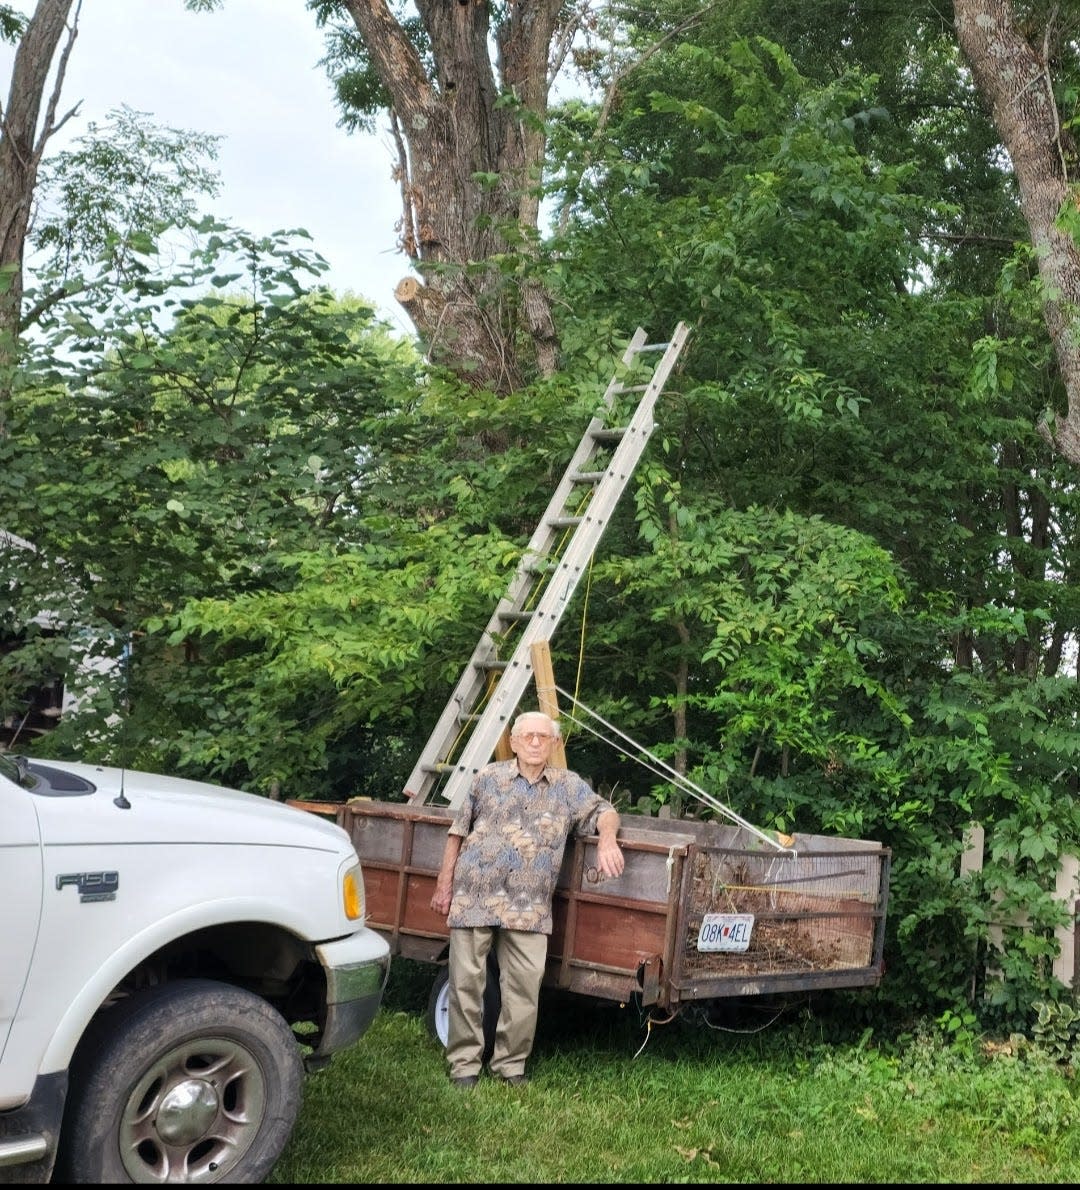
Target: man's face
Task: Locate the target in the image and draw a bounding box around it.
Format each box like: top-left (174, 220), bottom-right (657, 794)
top-left (510, 721), bottom-right (556, 765)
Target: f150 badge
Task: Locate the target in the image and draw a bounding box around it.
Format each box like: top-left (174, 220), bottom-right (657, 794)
top-left (56, 872), bottom-right (119, 902)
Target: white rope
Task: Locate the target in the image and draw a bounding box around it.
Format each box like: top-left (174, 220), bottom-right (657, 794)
top-left (553, 685), bottom-right (795, 857)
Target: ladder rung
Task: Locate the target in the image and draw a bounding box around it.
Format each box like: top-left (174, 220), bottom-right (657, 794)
top-left (421, 762), bottom-right (453, 774)
top-left (610, 383), bottom-right (649, 394)
top-left (590, 428), bottom-right (626, 443)
top-left (548, 516), bottom-right (583, 528)
top-left (569, 470), bottom-right (604, 483)
top-left (476, 659), bottom-right (508, 671)
top-left (498, 610), bottom-right (533, 622)
top-left (634, 340), bottom-right (670, 353)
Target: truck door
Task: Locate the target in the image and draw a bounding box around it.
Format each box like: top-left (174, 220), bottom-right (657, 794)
top-left (0, 775), bottom-right (44, 1071)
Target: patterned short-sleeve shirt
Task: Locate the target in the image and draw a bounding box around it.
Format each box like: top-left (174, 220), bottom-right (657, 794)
top-left (447, 758), bottom-right (615, 934)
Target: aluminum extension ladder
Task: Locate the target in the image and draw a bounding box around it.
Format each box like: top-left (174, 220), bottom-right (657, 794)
top-left (404, 322), bottom-right (692, 808)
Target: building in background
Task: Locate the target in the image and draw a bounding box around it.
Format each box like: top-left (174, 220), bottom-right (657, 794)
top-left (0, 529), bottom-right (117, 749)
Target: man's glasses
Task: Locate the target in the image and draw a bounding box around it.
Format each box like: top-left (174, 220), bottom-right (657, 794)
top-left (517, 731), bottom-right (554, 743)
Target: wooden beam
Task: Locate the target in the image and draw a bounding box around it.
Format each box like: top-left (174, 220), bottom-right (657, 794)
top-left (530, 639), bottom-right (568, 767)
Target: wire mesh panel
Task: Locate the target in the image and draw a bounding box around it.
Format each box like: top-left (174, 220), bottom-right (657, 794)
top-left (680, 842), bottom-right (888, 983)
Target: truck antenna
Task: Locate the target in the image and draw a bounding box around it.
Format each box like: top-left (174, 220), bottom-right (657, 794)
top-left (113, 634), bottom-right (132, 809)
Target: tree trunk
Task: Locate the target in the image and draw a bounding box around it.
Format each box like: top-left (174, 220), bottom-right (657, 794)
top-left (0, 0), bottom-right (79, 394)
top-left (953, 0), bottom-right (1080, 465)
top-left (340, 0), bottom-right (562, 393)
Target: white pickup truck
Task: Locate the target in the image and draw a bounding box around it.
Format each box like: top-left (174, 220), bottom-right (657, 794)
top-left (0, 752), bottom-right (391, 1184)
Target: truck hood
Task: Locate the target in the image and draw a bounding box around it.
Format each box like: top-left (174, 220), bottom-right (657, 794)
top-left (27, 758), bottom-right (352, 854)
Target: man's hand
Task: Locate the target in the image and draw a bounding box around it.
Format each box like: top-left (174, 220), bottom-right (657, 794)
top-left (430, 833), bottom-right (463, 916)
top-left (596, 833), bottom-right (625, 879)
top-left (596, 808), bottom-right (625, 879)
top-left (430, 876), bottom-right (453, 916)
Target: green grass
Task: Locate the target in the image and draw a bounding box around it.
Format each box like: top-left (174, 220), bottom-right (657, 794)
top-left (268, 962), bottom-right (1080, 1184)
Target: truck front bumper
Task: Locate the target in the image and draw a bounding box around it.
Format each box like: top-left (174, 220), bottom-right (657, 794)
top-left (312, 928), bottom-right (391, 1059)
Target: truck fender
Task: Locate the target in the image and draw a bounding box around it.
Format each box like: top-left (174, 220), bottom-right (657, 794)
top-left (38, 897), bottom-right (312, 1074)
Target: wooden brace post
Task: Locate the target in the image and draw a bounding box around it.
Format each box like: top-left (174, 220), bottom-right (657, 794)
top-left (530, 639), bottom-right (568, 768)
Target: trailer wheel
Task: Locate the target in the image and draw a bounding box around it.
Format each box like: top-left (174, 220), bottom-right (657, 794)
top-left (425, 958), bottom-right (500, 1060)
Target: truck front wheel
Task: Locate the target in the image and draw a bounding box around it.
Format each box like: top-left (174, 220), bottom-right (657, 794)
top-left (57, 978), bottom-right (304, 1184)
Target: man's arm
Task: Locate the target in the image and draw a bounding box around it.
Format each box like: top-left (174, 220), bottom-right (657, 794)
top-left (595, 808), bottom-right (625, 879)
top-left (430, 833), bottom-right (463, 917)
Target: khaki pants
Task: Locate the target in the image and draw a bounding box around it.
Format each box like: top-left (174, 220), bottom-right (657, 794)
top-left (446, 926), bottom-right (548, 1079)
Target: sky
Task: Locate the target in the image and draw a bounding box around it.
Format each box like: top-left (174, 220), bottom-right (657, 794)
top-left (4, 0), bottom-right (413, 329)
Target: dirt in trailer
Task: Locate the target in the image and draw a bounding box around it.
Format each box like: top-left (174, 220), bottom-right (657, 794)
top-left (680, 847), bottom-right (885, 978)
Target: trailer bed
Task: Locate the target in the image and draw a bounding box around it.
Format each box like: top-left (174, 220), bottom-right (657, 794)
top-left (331, 799), bottom-right (890, 1013)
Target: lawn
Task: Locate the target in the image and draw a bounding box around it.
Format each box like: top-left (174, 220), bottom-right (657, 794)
top-left (268, 961), bottom-right (1080, 1184)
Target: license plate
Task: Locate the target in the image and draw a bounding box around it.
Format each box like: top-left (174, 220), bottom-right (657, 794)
top-left (697, 913), bottom-right (754, 952)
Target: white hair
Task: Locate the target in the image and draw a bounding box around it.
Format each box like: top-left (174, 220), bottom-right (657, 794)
top-left (511, 711), bottom-right (561, 739)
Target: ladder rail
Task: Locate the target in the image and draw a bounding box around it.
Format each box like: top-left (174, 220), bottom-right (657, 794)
top-left (404, 323), bottom-right (691, 807)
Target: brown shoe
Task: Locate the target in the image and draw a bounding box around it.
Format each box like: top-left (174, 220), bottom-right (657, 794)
top-left (497, 1074), bottom-right (529, 1086)
top-left (451, 1075), bottom-right (479, 1090)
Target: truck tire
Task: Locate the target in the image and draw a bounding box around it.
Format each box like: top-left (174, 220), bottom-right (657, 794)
top-left (56, 978), bottom-right (304, 1184)
top-left (425, 958), bottom-right (500, 1060)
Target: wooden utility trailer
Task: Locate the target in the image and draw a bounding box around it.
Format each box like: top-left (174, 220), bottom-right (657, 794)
top-left (331, 798), bottom-right (890, 1017)
top-left (299, 324), bottom-right (891, 1026)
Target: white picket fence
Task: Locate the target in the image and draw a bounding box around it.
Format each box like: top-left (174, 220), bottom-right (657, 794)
top-left (961, 823), bottom-right (1080, 988)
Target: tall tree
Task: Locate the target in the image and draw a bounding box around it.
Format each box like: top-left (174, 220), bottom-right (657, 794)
top-left (953, 0), bottom-right (1080, 465)
top-left (2, 5), bottom-right (220, 406)
top-left (0, 0), bottom-right (79, 399)
top-left (310, 0), bottom-right (574, 392)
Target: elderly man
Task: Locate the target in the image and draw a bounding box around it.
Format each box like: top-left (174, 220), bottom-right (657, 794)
top-left (430, 710), bottom-right (625, 1088)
